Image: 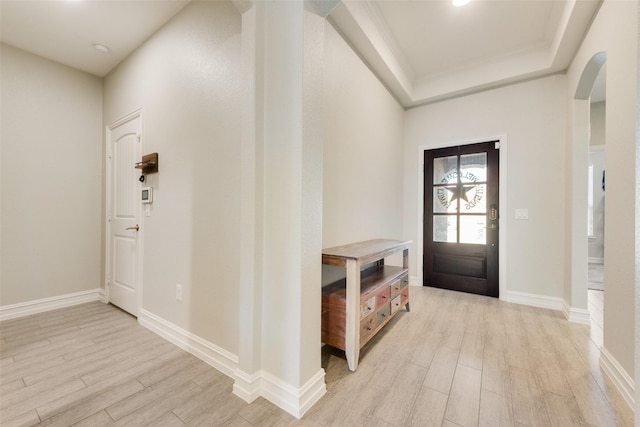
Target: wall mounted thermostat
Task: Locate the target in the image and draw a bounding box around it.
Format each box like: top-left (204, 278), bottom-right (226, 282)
top-left (141, 187), bottom-right (153, 204)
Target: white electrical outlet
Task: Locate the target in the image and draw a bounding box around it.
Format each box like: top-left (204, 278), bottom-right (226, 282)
top-left (176, 284), bottom-right (183, 301)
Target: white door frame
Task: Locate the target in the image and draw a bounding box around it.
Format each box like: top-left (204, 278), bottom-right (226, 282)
top-left (105, 109), bottom-right (144, 314)
top-left (416, 133), bottom-right (508, 299)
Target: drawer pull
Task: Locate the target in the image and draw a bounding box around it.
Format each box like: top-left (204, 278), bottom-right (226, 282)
top-left (367, 327), bottom-right (372, 331)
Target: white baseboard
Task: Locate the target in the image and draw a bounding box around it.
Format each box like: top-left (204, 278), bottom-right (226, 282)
top-left (233, 369), bottom-right (262, 403)
top-left (137, 309), bottom-right (326, 419)
top-left (263, 368), bottom-right (326, 419)
top-left (137, 309), bottom-right (238, 378)
top-left (234, 368), bottom-right (325, 419)
top-left (502, 290), bottom-right (564, 311)
top-left (561, 300), bottom-right (591, 325)
top-left (600, 346), bottom-right (635, 409)
top-left (589, 257), bottom-right (605, 264)
top-left (504, 291), bottom-right (591, 325)
top-left (0, 288), bottom-right (105, 321)
top-left (409, 275), bottom-right (419, 286)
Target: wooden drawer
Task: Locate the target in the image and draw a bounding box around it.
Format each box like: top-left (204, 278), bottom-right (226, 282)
top-left (401, 286), bottom-right (409, 306)
top-left (361, 296), bottom-right (376, 319)
top-left (391, 295), bottom-right (403, 314)
top-left (400, 274), bottom-right (409, 288)
top-left (376, 302), bottom-right (391, 326)
top-left (390, 278), bottom-right (402, 299)
top-left (376, 286), bottom-right (390, 309)
top-left (360, 315), bottom-right (376, 343)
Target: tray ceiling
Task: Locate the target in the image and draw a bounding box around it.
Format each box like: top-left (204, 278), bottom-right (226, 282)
top-left (0, 0), bottom-right (601, 106)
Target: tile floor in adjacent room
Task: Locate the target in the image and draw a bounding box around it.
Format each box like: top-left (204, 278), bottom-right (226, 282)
top-left (0, 286), bottom-right (633, 426)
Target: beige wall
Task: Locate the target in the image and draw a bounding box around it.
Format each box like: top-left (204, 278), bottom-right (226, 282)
top-left (588, 103), bottom-right (605, 261)
top-left (588, 149), bottom-right (605, 261)
top-left (590, 101), bottom-right (606, 147)
top-left (322, 20), bottom-right (405, 280)
top-left (0, 44), bottom-right (103, 305)
top-left (103, 1), bottom-right (242, 354)
top-left (567, 0), bottom-right (638, 381)
top-left (404, 75), bottom-right (567, 297)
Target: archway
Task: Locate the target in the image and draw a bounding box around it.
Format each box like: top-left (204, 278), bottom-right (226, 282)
top-left (569, 52), bottom-right (607, 340)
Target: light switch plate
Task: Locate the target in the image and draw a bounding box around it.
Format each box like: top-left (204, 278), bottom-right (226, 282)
top-left (515, 209), bottom-right (529, 220)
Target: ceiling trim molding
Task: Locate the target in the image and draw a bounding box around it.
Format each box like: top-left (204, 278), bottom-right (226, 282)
top-left (329, 1), bottom-right (414, 106)
top-left (329, 0), bottom-right (602, 108)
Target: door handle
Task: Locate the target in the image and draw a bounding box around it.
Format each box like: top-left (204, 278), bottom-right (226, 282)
top-left (126, 225), bottom-right (139, 231)
top-left (489, 204), bottom-right (498, 221)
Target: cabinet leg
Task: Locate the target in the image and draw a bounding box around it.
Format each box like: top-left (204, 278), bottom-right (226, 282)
top-left (405, 302), bottom-right (410, 312)
top-left (345, 259), bottom-right (361, 372)
top-left (346, 348), bottom-right (360, 372)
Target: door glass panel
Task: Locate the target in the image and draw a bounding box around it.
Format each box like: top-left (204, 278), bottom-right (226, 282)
top-left (434, 186), bottom-right (458, 213)
top-left (460, 153), bottom-right (487, 183)
top-left (460, 215), bottom-right (486, 244)
top-left (460, 183), bottom-right (486, 213)
top-left (434, 215), bottom-right (457, 242)
top-left (433, 156), bottom-right (458, 184)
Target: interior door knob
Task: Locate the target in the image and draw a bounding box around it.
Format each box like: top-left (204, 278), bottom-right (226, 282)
top-left (126, 225), bottom-right (139, 231)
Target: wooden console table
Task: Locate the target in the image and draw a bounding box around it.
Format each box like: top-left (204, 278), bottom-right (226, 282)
top-left (321, 239), bottom-right (411, 371)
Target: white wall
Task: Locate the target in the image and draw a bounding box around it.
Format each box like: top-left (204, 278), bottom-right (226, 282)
top-left (0, 44), bottom-right (103, 305)
top-left (322, 20), bottom-right (405, 281)
top-left (588, 102), bottom-right (605, 261)
top-left (635, 2), bottom-right (640, 416)
top-left (258, 0), bottom-right (325, 393)
top-left (590, 101), bottom-right (607, 146)
top-left (404, 75), bottom-right (567, 298)
top-left (588, 149), bottom-right (605, 261)
top-left (567, 0), bottom-right (638, 382)
top-left (103, 1), bottom-right (242, 354)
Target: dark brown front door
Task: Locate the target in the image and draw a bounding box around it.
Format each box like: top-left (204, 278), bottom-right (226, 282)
top-left (423, 141), bottom-right (499, 297)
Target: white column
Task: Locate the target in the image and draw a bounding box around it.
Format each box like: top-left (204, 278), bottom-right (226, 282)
top-left (234, 0), bottom-right (337, 418)
top-left (234, 0), bottom-right (266, 403)
top-left (567, 99), bottom-right (590, 321)
top-left (260, 1), bottom-right (325, 416)
top-left (633, 2), bottom-right (640, 417)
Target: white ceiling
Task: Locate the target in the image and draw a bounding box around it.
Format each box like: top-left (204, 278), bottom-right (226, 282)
top-left (0, 0), bottom-right (190, 77)
top-left (330, 0), bottom-right (602, 107)
top-left (375, 0), bottom-right (565, 77)
top-left (0, 0), bottom-right (603, 106)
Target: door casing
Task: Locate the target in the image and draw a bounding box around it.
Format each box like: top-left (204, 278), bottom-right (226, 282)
top-left (416, 134), bottom-right (508, 299)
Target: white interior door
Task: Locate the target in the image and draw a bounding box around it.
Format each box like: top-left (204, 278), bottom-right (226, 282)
top-left (107, 113), bottom-right (142, 316)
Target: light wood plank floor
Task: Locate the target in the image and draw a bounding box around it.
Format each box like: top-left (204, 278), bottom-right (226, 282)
top-left (588, 289), bottom-right (604, 349)
top-left (1, 287), bottom-right (633, 426)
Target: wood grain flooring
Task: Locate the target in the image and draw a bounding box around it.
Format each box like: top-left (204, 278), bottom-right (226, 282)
top-left (0, 287), bottom-right (633, 426)
top-left (588, 289), bottom-right (604, 348)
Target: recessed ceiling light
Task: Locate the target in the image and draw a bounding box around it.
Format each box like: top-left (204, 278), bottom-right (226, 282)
top-left (453, 0), bottom-right (471, 6)
top-left (93, 43), bottom-right (110, 54)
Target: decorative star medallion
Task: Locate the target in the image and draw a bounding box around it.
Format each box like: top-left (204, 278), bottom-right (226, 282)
top-left (446, 184), bottom-right (475, 204)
